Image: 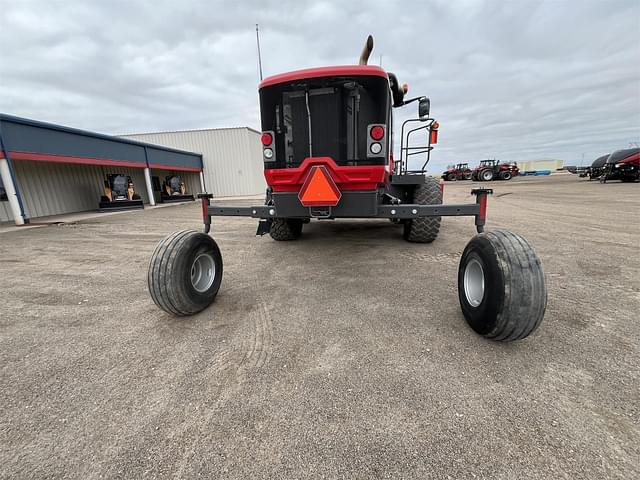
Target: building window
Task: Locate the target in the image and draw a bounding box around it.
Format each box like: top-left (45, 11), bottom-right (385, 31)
top-left (0, 176), bottom-right (7, 201)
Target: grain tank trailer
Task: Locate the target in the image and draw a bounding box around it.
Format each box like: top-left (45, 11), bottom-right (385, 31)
top-left (147, 36), bottom-right (547, 342)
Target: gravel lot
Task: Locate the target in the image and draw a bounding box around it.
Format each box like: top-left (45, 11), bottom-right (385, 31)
top-left (1, 175), bottom-right (638, 479)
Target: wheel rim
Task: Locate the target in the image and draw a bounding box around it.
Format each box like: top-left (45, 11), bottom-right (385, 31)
top-left (463, 258), bottom-right (485, 307)
top-left (483, 171), bottom-right (492, 181)
top-left (190, 252), bottom-right (215, 293)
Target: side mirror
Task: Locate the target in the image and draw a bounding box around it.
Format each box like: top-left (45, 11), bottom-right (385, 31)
top-left (418, 97), bottom-right (430, 118)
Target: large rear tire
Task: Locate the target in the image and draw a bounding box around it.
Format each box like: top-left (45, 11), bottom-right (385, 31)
top-left (481, 169), bottom-right (494, 181)
top-left (270, 218), bottom-right (303, 241)
top-left (148, 230), bottom-right (223, 316)
top-left (403, 177), bottom-right (442, 243)
top-left (458, 230), bottom-right (546, 341)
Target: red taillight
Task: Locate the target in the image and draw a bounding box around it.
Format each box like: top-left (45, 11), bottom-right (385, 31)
top-left (201, 197), bottom-right (208, 220)
top-left (430, 129), bottom-right (438, 144)
top-left (261, 132), bottom-right (273, 146)
top-left (370, 126), bottom-right (384, 141)
top-left (479, 194), bottom-right (487, 221)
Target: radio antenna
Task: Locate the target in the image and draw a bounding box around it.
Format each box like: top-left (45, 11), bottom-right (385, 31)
top-left (256, 24), bottom-right (263, 81)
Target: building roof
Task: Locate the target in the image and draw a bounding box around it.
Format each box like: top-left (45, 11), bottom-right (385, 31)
top-left (0, 113), bottom-right (203, 172)
top-left (121, 126), bottom-right (261, 136)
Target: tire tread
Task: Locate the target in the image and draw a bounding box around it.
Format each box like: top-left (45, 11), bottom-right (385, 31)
top-left (404, 177), bottom-right (442, 243)
top-left (270, 219), bottom-right (303, 241)
top-left (459, 229), bottom-right (546, 341)
top-left (487, 229), bottom-right (546, 341)
top-left (148, 230), bottom-right (222, 316)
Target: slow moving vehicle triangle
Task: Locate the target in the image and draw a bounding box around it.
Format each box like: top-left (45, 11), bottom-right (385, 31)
top-left (298, 166), bottom-right (341, 206)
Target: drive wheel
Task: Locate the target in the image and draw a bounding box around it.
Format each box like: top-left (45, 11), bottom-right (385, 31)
top-left (270, 218), bottom-right (303, 241)
top-left (500, 171), bottom-right (512, 180)
top-left (403, 177), bottom-right (442, 243)
top-left (463, 171), bottom-right (472, 180)
top-left (148, 230), bottom-right (223, 316)
top-left (448, 173), bottom-right (457, 181)
top-left (458, 230), bottom-right (546, 341)
top-left (481, 169), bottom-right (494, 181)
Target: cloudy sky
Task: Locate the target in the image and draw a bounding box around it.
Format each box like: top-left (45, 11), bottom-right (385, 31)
top-left (1, 0), bottom-right (639, 171)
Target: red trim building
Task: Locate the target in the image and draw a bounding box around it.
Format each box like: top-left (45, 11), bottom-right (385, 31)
top-left (0, 114), bottom-right (203, 224)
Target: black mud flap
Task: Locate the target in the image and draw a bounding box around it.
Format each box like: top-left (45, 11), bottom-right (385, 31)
top-left (256, 219), bottom-right (272, 236)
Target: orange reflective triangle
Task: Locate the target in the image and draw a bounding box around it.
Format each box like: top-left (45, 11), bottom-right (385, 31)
top-left (299, 166), bottom-right (341, 206)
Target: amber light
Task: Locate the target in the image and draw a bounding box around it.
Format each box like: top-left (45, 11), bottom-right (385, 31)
top-left (261, 132), bottom-right (273, 146)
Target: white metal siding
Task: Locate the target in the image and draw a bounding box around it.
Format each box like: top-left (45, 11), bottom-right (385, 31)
top-left (0, 156), bottom-right (13, 222)
top-left (518, 159), bottom-right (564, 172)
top-left (122, 128), bottom-right (265, 197)
top-left (11, 161), bottom-right (151, 219)
top-left (0, 199), bottom-right (11, 222)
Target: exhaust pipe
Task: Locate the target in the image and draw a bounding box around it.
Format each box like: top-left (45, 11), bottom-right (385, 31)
top-left (359, 35), bottom-right (374, 65)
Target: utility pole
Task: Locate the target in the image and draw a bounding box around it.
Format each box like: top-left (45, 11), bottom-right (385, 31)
top-left (256, 24), bottom-right (263, 81)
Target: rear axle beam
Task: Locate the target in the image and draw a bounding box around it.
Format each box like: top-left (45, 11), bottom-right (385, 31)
top-left (198, 188), bottom-right (493, 234)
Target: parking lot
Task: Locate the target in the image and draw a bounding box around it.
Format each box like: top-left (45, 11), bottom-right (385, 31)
top-left (1, 175), bottom-right (638, 479)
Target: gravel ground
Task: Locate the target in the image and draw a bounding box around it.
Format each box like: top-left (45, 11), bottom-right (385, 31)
top-left (0, 175), bottom-right (638, 479)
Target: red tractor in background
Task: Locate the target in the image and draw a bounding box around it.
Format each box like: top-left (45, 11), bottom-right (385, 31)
top-left (472, 159), bottom-right (519, 181)
top-left (442, 163), bottom-right (473, 181)
top-left (147, 36), bottom-right (547, 342)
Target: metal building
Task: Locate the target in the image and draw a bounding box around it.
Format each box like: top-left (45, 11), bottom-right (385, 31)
top-left (121, 128), bottom-right (265, 198)
top-left (0, 114), bottom-right (203, 225)
top-left (516, 159), bottom-right (564, 173)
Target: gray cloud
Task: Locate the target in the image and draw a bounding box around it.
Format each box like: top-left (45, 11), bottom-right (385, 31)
top-left (1, 0), bottom-right (639, 172)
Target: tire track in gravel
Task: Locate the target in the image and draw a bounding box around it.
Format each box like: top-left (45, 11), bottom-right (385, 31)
top-left (397, 250), bottom-right (463, 262)
top-left (235, 297), bottom-right (273, 382)
top-left (172, 295), bottom-right (274, 477)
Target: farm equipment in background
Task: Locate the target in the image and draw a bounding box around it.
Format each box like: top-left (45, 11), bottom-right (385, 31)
top-left (147, 36), bottom-right (547, 342)
top-left (565, 165), bottom-right (589, 175)
top-left (471, 159), bottom-right (519, 181)
top-left (99, 174), bottom-right (144, 211)
top-left (582, 154), bottom-right (610, 180)
top-left (599, 148), bottom-right (640, 183)
top-left (160, 175), bottom-right (194, 203)
top-left (442, 163), bottom-right (472, 181)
